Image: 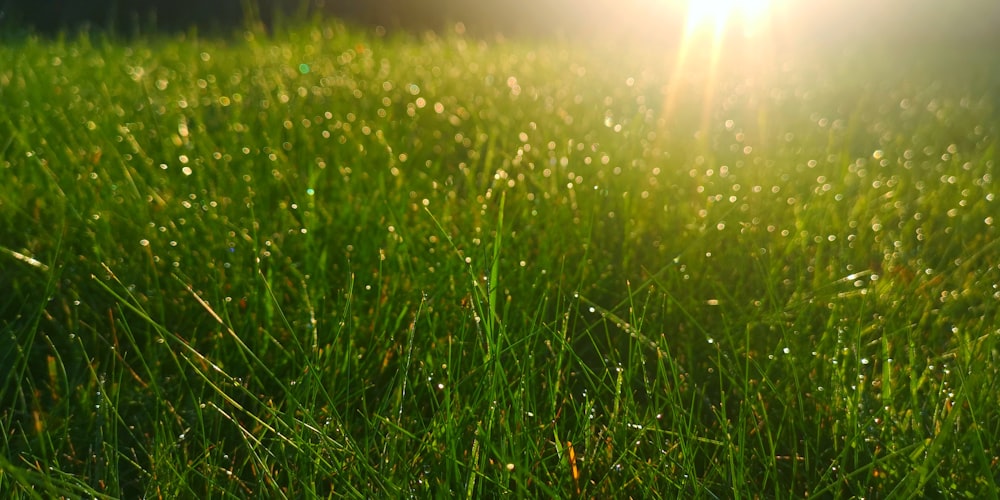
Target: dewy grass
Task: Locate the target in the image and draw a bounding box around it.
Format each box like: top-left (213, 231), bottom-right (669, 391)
top-left (1, 19), bottom-right (999, 497)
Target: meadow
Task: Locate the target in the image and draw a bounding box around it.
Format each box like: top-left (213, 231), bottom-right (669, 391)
top-left (1, 19), bottom-right (998, 497)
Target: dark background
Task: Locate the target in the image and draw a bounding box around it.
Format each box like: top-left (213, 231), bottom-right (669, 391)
top-left (0, 0), bottom-right (622, 37)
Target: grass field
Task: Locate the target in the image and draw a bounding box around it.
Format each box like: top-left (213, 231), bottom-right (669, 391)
top-left (1, 18), bottom-right (999, 497)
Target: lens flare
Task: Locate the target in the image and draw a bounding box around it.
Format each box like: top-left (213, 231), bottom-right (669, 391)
top-left (653, 0), bottom-right (781, 160)
top-left (684, 0), bottom-right (772, 34)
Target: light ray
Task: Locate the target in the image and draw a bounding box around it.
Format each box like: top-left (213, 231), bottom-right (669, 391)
top-left (659, 0), bottom-right (780, 138)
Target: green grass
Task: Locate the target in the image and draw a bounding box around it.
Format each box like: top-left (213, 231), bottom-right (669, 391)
top-left (1, 20), bottom-right (998, 497)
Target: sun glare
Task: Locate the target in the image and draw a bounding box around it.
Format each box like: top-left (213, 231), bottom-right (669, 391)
top-left (685, 0), bottom-right (772, 35)
top-left (656, 0), bottom-right (780, 150)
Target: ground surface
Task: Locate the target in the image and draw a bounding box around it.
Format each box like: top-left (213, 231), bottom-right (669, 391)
top-left (1, 21), bottom-right (999, 497)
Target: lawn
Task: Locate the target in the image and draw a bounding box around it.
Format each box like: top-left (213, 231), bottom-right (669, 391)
top-left (1, 18), bottom-right (998, 497)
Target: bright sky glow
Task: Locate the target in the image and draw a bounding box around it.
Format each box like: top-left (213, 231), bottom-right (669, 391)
top-left (684, 0), bottom-right (773, 36)
top-left (653, 0), bottom-right (780, 146)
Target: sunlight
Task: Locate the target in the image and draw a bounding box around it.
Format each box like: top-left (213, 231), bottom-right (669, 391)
top-left (656, 0), bottom-right (780, 150)
top-left (684, 0), bottom-right (772, 35)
